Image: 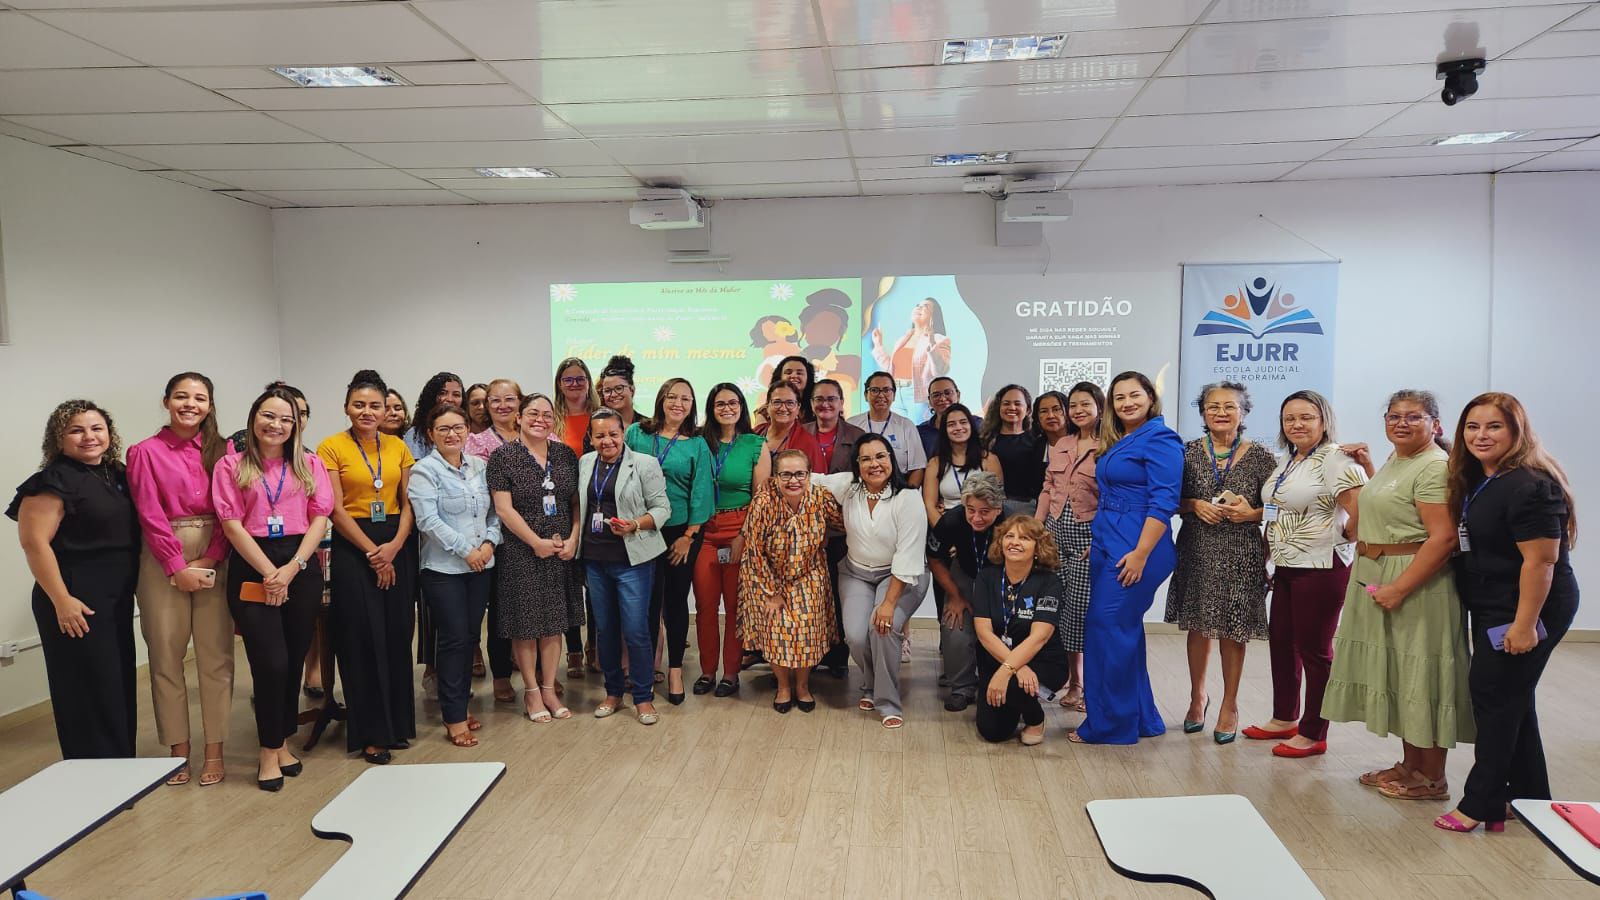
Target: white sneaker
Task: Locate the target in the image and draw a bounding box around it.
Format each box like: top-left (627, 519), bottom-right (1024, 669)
top-left (901, 632), bottom-right (912, 663)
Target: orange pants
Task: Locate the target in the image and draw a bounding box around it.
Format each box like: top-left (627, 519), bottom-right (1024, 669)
top-left (692, 509), bottom-right (746, 680)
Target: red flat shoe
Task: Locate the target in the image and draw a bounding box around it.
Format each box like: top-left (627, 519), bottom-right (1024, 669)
top-left (1272, 740), bottom-right (1327, 758)
top-left (1243, 724), bottom-right (1298, 741)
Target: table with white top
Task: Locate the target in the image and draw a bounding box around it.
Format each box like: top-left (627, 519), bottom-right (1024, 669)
top-left (304, 761), bottom-right (505, 900)
top-left (0, 757), bottom-right (185, 897)
top-left (1086, 793), bottom-right (1324, 900)
top-left (1511, 799), bottom-right (1600, 885)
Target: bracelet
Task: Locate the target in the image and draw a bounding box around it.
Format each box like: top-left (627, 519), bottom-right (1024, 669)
top-left (1000, 662), bottom-right (1015, 673)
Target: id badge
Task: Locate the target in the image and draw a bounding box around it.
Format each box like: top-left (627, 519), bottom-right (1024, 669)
top-left (266, 515), bottom-right (285, 538)
top-left (369, 501), bottom-right (388, 523)
top-left (717, 546), bottom-right (732, 565)
top-left (543, 494), bottom-right (557, 516)
top-left (1457, 524), bottom-right (1472, 552)
top-left (1263, 503), bottom-right (1279, 523)
top-left (592, 512), bottom-right (606, 534)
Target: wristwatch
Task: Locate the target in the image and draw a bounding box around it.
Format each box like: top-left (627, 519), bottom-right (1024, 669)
top-left (292, 555), bottom-right (307, 571)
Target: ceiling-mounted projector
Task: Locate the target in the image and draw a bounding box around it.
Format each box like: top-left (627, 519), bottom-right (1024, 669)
top-left (630, 188), bottom-right (705, 230)
top-left (999, 191), bottom-right (1072, 222)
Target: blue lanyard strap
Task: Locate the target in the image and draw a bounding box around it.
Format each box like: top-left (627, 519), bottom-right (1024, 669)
top-left (263, 457), bottom-right (289, 513)
top-left (1206, 432), bottom-right (1242, 488)
top-left (653, 433), bottom-right (680, 464)
top-left (971, 529), bottom-right (988, 573)
top-left (998, 572), bottom-right (1017, 633)
top-left (593, 456), bottom-right (621, 504)
top-left (709, 441), bottom-right (733, 505)
top-left (1461, 473), bottom-right (1500, 518)
top-left (1270, 450), bottom-right (1310, 501)
top-left (349, 430), bottom-right (383, 487)
top-left (868, 416), bottom-right (890, 436)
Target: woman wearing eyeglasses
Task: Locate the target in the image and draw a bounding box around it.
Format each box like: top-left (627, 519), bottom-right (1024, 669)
top-left (1324, 390), bottom-right (1475, 800)
top-left (554, 357), bottom-right (600, 673)
top-left (463, 378), bottom-right (523, 704)
top-left (757, 382), bottom-right (824, 472)
top-left (598, 355), bottom-right (640, 430)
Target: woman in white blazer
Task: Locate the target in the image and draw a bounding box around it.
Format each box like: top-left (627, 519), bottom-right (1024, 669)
top-left (577, 409), bottom-right (672, 724)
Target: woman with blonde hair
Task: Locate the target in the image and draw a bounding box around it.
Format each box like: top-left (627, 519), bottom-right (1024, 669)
top-left (972, 515), bottom-right (1070, 746)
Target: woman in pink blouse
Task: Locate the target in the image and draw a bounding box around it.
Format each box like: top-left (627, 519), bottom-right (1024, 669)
top-left (125, 372), bottom-right (234, 786)
top-left (1035, 382), bottom-right (1103, 712)
top-left (213, 386), bottom-right (333, 792)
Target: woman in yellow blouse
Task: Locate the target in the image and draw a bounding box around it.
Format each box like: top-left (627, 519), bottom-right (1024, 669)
top-left (317, 370), bottom-right (417, 765)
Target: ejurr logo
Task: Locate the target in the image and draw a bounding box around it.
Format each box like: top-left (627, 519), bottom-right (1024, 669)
top-left (1193, 277), bottom-right (1323, 340)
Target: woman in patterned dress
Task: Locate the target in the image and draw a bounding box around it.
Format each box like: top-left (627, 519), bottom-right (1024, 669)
top-left (1165, 382), bottom-right (1278, 744)
top-left (736, 449), bottom-right (842, 713)
top-left (1035, 384), bottom-right (1099, 711)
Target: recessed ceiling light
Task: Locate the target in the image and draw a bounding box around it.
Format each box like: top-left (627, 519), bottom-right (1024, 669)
top-left (475, 167), bottom-right (558, 178)
top-left (931, 151), bottom-right (1014, 166)
top-left (1429, 131), bottom-right (1531, 146)
top-left (941, 34), bottom-right (1065, 65)
top-left (269, 65), bottom-right (407, 87)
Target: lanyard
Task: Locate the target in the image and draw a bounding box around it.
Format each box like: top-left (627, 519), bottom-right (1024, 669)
top-left (593, 456), bottom-right (621, 504)
top-left (709, 440), bottom-right (733, 506)
top-left (971, 529), bottom-right (989, 575)
top-left (952, 465), bottom-right (967, 494)
top-left (1270, 450), bottom-right (1311, 502)
top-left (349, 430), bottom-right (383, 489)
top-left (767, 426), bottom-right (794, 457)
top-left (998, 572), bottom-right (1018, 634)
top-left (263, 457), bottom-right (289, 514)
top-left (1205, 432), bottom-right (1241, 489)
top-left (815, 427), bottom-right (839, 467)
top-left (1461, 473), bottom-right (1501, 518)
top-left (868, 416), bottom-right (890, 436)
top-left (652, 433), bottom-right (681, 464)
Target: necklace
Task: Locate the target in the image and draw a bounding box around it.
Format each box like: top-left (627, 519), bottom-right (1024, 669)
top-left (863, 484), bottom-right (892, 501)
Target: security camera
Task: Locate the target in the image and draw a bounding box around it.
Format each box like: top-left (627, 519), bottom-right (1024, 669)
top-left (1436, 58), bottom-right (1485, 106)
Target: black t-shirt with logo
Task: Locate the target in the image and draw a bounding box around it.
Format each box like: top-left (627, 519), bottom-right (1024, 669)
top-left (970, 567), bottom-right (1068, 687)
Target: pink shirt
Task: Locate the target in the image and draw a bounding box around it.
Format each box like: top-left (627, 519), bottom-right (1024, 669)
top-left (465, 427), bottom-right (519, 462)
top-left (126, 427), bottom-right (230, 576)
top-left (1036, 436), bottom-right (1099, 524)
top-left (211, 452), bottom-right (335, 538)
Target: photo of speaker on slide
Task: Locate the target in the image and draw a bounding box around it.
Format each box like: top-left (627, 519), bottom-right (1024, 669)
top-left (862, 276), bottom-right (987, 424)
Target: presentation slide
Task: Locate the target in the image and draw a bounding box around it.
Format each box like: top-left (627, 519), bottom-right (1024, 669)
top-left (550, 278), bottom-right (863, 415)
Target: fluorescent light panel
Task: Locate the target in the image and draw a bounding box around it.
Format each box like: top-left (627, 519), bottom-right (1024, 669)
top-left (1429, 131), bottom-right (1531, 146)
top-left (942, 34), bottom-right (1065, 64)
top-left (475, 167), bottom-right (557, 178)
top-left (270, 65), bottom-right (407, 87)
top-left (932, 151), bottom-right (1013, 166)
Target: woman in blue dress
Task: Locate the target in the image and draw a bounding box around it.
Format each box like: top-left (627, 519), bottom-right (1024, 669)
top-left (1070, 371), bottom-right (1184, 745)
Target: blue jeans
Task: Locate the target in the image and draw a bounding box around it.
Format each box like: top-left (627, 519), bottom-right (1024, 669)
top-left (421, 568), bottom-right (490, 725)
top-left (585, 559), bottom-right (656, 705)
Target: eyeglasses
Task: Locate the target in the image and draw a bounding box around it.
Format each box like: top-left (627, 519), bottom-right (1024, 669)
top-left (812, 396), bottom-right (840, 406)
top-left (432, 424), bottom-right (469, 435)
top-left (1385, 413), bottom-right (1432, 426)
top-left (768, 400), bottom-right (798, 410)
top-left (775, 471), bottom-right (809, 481)
top-left (524, 412), bottom-right (555, 423)
top-left (559, 376), bottom-right (588, 387)
top-left (866, 386), bottom-right (895, 396)
top-left (712, 400), bottom-right (742, 411)
top-left (928, 389), bottom-right (957, 401)
top-left (600, 385), bottom-right (630, 398)
top-left (1203, 403), bottom-right (1240, 414)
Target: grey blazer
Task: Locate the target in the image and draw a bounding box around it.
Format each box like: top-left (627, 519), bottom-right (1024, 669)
top-left (576, 447), bottom-right (671, 566)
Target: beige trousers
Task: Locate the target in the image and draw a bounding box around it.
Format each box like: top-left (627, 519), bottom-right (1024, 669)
top-left (136, 518), bottom-right (234, 746)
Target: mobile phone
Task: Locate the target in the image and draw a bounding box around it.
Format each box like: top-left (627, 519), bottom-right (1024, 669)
top-left (1486, 620), bottom-right (1548, 651)
top-left (1553, 802), bottom-right (1600, 848)
top-left (1214, 490), bottom-right (1240, 505)
top-left (610, 517), bottom-right (629, 528)
top-left (170, 567), bottom-right (216, 589)
top-left (239, 581), bottom-right (269, 603)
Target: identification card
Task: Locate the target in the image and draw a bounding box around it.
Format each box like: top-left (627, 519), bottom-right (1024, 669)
top-left (1458, 524), bottom-right (1472, 552)
top-left (717, 546), bottom-right (732, 565)
top-left (543, 494), bottom-right (557, 516)
top-left (592, 512), bottom-right (606, 534)
top-left (1263, 503), bottom-right (1279, 523)
top-left (369, 501), bottom-right (387, 523)
top-left (266, 515), bottom-right (285, 538)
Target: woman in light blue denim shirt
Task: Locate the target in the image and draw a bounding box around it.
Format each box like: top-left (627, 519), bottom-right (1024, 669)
top-left (407, 403), bottom-right (501, 748)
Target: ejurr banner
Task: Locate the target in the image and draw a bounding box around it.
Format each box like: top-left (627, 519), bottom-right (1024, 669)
top-left (1179, 262), bottom-right (1339, 438)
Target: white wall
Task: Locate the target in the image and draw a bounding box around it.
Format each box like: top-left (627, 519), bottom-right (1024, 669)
top-left (0, 135), bottom-right (281, 716)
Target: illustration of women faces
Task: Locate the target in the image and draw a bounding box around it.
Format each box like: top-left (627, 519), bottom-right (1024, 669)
top-left (870, 297), bottom-right (951, 421)
top-left (750, 314), bottom-right (802, 387)
top-left (799, 289), bottom-right (860, 398)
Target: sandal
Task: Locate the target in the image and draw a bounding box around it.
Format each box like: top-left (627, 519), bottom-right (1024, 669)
top-left (1059, 691), bottom-right (1086, 712)
top-left (465, 714), bottom-right (484, 731)
top-left (541, 684), bottom-right (572, 720)
top-left (198, 757), bottom-right (225, 787)
top-left (523, 689), bottom-right (552, 724)
top-left (446, 725), bottom-right (479, 747)
top-left (1359, 761), bottom-right (1412, 787)
top-left (166, 761), bottom-right (191, 786)
top-left (1379, 775), bottom-right (1450, 801)
top-left (858, 697), bottom-right (876, 711)
top-left (881, 715), bottom-right (904, 729)
top-left (1067, 731), bottom-right (1090, 744)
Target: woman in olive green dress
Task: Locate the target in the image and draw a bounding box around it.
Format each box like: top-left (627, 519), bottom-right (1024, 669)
top-left (1323, 390), bottom-right (1475, 800)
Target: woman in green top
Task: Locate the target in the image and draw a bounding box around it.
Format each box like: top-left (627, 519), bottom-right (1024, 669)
top-left (692, 383), bottom-right (771, 698)
top-left (625, 378), bottom-right (713, 705)
top-left (1323, 389), bottom-right (1475, 800)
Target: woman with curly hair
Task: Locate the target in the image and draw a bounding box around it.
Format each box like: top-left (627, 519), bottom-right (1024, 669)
top-left (8, 399), bottom-right (140, 759)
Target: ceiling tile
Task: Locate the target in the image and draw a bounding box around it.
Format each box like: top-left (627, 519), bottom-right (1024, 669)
top-left (269, 106), bottom-right (578, 143)
top-left (1475, 57), bottom-right (1600, 101)
top-left (9, 0), bottom-right (368, 7)
top-left (61, 145), bottom-right (164, 169)
top-left (1282, 153), bottom-right (1546, 180)
top-left (855, 151), bottom-right (1084, 170)
top-left (834, 54), bottom-right (1164, 93)
top-left (1168, 6), bottom-right (1586, 76)
top-left (0, 68), bottom-right (240, 115)
top-left (849, 118), bottom-right (1114, 156)
top-left (426, 175), bottom-right (641, 191)
top-left (816, 0), bottom-right (1208, 45)
top-left (1368, 95), bottom-right (1600, 138)
top-left (162, 67), bottom-right (298, 90)
top-left (498, 49), bottom-right (833, 104)
top-left (858, 177), bottom-right (967, 195)
top-left (1204, 0), bottom-right (1586, 23)
top-left (216, 190), bottom-right (298, 209)
top-left (386, 62), bottom-right (504, 86)
top-left (827, 28), bottom-right (1187, 71)
top-left (109, 142), bottom-right (383, 170)
top-left (0, 11), bottom-right (136, 67)
top-left (412, 0), bottom-right (823, 59)
top-left (1558, 6), bottom-right (1600, 29)
top-left (1132, 65), bottom-right (1433, 115)
top-left (841, 80), bottom-right (1140, 130)
top-left (547, 95), bottom-right (841, 137)
top-left (697, 182), bottom-right (861, 199)
top-left (258, 189), bottom-right (474, 207)
top-left (31, 6), bottom-right (467, 66)
top-left (828, 42), bottom-right (940, 71)
top-left (195, 169), bottom-right (432, 191)
top-left (403, 165), bottom-right (631, 179)
top-left (1080, 140), bottom-right (1344, 170)
top-left (449, 187), bottom-right (642, 203)
top-left (1504, 28), bottom-right (1600, 58)
top-left (153, 170), bottom-right (237, 190)
top-left (220, 84), bottom-right (531, 112)
top-left (858, 161), bottom-right (1077, 181)
top-left (627, 158), bottom-right (856, 185)
top-left (591, 130), bottom-right (850, 164)
top-left (1323, 138), bottom-right (1581, 160)
top-left (1069, 162), bottom-right (1299, 188)
top-left (1103, 104), bottom-right (1410, 147)
top-left (1503, 149), bottom-right (1600, 170)
top-left (350, 139), bottom-right (611, 169)
top-left (5, 111), bottom-right (317, 144)
top-left (0, 116), bottom-right (76, 145)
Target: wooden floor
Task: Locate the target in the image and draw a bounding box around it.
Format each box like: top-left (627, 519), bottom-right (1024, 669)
top-left (3, 627), bottom-right (1598, 899)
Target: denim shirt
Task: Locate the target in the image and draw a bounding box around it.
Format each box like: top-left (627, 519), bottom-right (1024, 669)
top-left (407, 450), bottom-right (502, 575)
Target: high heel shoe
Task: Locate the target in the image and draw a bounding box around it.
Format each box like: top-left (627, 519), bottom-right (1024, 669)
top-left (667, 690), bottom-right (686, 705)
top-left (524, 688), bottom-right (552, 724)
top-left (1434, 812), bottom-right (1504, 833)
top-left (540, 684), bottom-right (572, 720)
top-left (1183, 698), bottom-right (1210, 734)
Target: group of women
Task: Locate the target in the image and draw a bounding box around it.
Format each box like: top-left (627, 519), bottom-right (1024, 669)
top-left (9, 351), bottom-right (1580, 834)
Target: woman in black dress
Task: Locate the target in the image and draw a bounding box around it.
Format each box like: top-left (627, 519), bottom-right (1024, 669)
top-left (9, 400), bottom-right (140, 759)
top-left (490, 393), bottom-right (584, 723)
top-left (981, 384), bottom-right (1041, 518)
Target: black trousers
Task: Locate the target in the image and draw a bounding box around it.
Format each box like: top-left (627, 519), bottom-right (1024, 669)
top-left (650, 523), bottom-right (701, 669)
top-left (422, 568), bottom-right (490, 725)
top-left (410, 532), bottom-right (435, 667)
top-left (229, 536), bottom-right (323, 749)
top-left (484, 566), bottom-right (512, 679)
top-left (975, 658), bottom-right (1066, 743)
top-left (1458, 592), bottom-right (1578, 823)
top-left (33, 550), bottom-right (138, 759)
top-left (330, 522), bottom-right (416, 752)
top-left (818, 536), bottom-right (850, 669)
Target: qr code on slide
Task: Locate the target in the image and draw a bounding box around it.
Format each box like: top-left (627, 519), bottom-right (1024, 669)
top-left (1039, 358), bottom-right (1111, 393)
